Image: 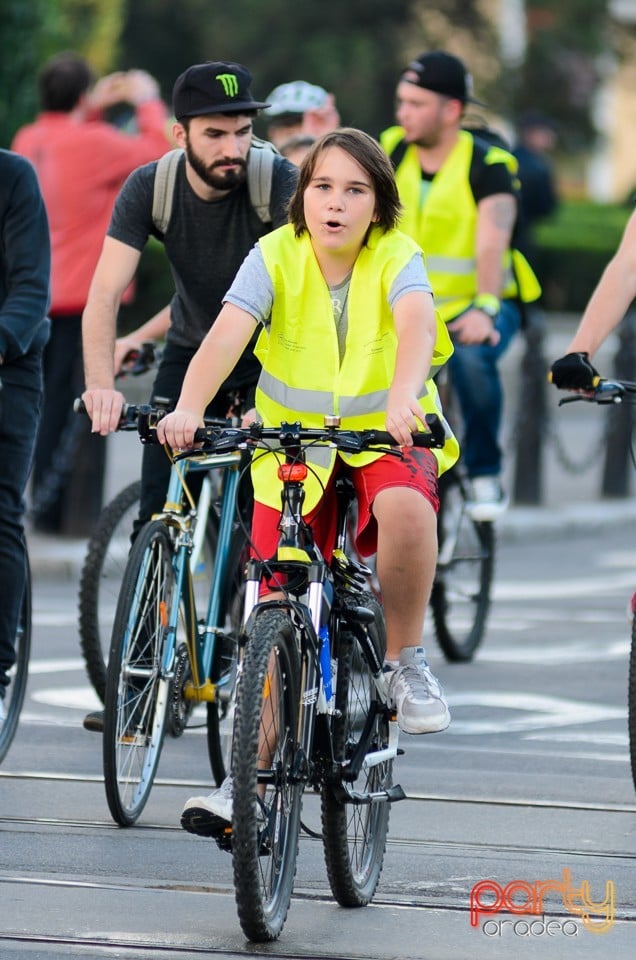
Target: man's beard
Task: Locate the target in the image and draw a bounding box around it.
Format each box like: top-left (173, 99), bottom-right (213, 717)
top-left (185, 140), bottom-right (247, 190)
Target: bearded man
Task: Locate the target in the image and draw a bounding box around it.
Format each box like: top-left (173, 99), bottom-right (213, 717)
top-left (82, 61), bottom-right (298, 527)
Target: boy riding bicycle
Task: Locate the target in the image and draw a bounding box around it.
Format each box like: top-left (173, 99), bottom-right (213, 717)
top-left (157, 127), bottom-right (459, 836)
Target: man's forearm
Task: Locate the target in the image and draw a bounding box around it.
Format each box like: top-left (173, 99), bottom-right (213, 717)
top-left (82, 294), bottom-right (120, 390)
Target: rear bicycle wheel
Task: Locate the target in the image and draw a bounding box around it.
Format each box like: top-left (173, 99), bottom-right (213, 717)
top-left (0, 557), bottom-right (31, 764)
top-left (78, 480), bottom-right (141, 703)
top-left (103, 521), bottom-right (178, 825)
top-left (232, 609), bottom-right (301, 942)
top-left (629, 612), bottom-right (636, 793)
top-left (430, 470), bottom-right (495, 662)
top-left (321, 594), bottom-right (391, 906)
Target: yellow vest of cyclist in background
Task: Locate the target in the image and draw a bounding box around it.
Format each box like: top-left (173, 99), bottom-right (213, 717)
top-left (380, 127), bottom-right (541, 323)
top-left (252, 222), bottom-right (460, 512)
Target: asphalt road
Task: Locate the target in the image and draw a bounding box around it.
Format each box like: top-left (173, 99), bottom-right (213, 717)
top-left (1, 523), bottom-right (635, 959)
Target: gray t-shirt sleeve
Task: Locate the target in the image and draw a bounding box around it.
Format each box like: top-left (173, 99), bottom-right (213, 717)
top-left (225, 248), bottom-right (431, 323)
top-left (223, 244), bottom-right (273, 322)
top-left (388, 251), bottom-right (432, 308)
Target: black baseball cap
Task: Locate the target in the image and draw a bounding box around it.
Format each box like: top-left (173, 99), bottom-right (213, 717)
top-left (172, 61), bottom-right (269, 119)
top-left (401, 51), bottom-right (487, 108)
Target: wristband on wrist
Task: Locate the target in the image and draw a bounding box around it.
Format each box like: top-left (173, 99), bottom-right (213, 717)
top-left (472, 293), bottom-right (501, 319)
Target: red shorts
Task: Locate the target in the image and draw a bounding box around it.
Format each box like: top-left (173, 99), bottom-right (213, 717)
top-left (250, 448), bottom-right (439, 571)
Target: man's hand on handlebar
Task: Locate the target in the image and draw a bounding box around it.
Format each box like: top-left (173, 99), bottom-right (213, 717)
top-left (82, 388), bottom-right (126, 436)
top-left (549, 352), bottom-right (600, 391)
top-left (156, 408), bottom-right (204, 450)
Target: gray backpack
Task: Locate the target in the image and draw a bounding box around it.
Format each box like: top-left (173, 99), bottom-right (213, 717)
top-left (152, 137), bottom-right (279, 233)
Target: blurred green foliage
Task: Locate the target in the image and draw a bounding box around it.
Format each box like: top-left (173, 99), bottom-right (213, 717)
top-left (0, 0), bottom-right (125, 147)
top-left (535, 201), bottom-right (632, 310)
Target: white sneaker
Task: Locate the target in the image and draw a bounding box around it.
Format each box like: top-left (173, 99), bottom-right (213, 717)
top-left (181, 776), bottom-right (233, 838)
top-left (386, 646), bottom-right (450, 735)
top-left (466, 476), bottom-right (508, 522)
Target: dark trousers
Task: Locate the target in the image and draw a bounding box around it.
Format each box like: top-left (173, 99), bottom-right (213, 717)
top-left (0, 351), bottom-right (43, 694)
top-left (31, 314), bottom-right (105, 535)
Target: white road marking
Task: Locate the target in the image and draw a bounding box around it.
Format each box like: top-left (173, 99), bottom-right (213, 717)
top-left (444, 691), bottom-right (626, 735)
top-left (475, 638), bottom-right (629, 664)
top-left (493, 572), bottom-right (636, 600)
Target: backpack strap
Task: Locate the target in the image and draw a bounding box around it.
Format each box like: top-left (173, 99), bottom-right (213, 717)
top-left (387, 137), bottom-right (408, 171)
top-left (152, 148), bottom-right (183, 234)
top-left (247, 137), bottom-right (279, 224)
top-left (152, 139), bottom-right (278, 231)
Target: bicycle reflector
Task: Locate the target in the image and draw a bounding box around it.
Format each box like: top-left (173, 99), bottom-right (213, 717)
top-left (277, 463), bottom-right (308, 482)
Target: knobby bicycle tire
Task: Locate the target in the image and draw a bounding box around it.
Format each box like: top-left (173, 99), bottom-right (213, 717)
top-left (629, 613), bottom-right (636, 794)
top-left (321, 593), bottom-right (391, 906)
top-left (231, 608), bottom-right (302, 942)
top-left (103, 521), bottom-right (177, 825)
top-left (430, 471), bottom-right (495, 662)
top-left (0, 557), bottom-right (31, 763)
top-left (78, 480), bottom-right (141, 703)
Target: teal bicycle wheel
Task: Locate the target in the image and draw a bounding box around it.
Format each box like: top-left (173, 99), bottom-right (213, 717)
top-left (103, 521), bottom-right (178, 825)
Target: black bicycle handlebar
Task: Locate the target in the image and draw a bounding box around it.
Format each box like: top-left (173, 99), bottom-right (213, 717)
top-left (558, 377), bottom-right (636, 407)
top-left (74, 398), bottom-right (447, 452)
top-left (191, 412), bottom-right (447, 455)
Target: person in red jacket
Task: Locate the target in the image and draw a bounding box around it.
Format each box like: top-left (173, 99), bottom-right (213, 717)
top-left (12, 51), bottom-right (170, 534)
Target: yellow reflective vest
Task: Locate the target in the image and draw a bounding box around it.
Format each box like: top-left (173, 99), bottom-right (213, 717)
top-left (252, 222), bottom-right (460, 511)
top-left (380, 127), bottom-right (541, 322)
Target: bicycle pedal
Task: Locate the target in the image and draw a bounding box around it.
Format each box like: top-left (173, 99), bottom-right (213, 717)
top-left (214, 827), bottom-right (233, 854)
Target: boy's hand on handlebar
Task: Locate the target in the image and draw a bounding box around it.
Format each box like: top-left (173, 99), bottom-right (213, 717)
top-left (82, 388), bottom-right (126, 436)
top-left (156, 408), bottom-right (203, 449)
top-left (385, 392), bottom-right (428, 446)
top-left (550, 352), bottom-right (600, 391)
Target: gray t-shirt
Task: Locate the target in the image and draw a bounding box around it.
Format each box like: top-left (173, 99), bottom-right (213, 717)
top-left (224, 244), bottom-right (432, 363)
top-left (107, 151), bottom-right (298, 386)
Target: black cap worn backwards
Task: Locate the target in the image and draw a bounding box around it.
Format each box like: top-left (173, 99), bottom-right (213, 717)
top-left (401, 51), bottom-right (488, 108)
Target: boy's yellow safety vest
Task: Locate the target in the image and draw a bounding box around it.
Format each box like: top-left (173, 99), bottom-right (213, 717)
top-left (380, 127), bottom-right (541, 322)
top-left (252, 223), bottom-right (459, 512)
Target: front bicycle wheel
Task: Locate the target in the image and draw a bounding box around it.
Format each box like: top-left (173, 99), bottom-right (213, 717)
top-left (321, 594), bottom-right (391, 907)
top-left (103, 521), bottom-right (177, 825)
top-left (430, 471), bottom-right (495, 662)
top-left (205, 526), bottom-right (247, 784)
top-left (629, 613), bottom-right (636, 793)
top-left (0, 557), bottom-right (31, 764)
top-left (78, 480), bottom-right (141, 703)
top-left (232, 609), bottom-right (301, 942)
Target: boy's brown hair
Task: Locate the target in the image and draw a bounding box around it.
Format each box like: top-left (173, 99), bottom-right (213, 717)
top-left (288, 127), bottom-right (402, 237)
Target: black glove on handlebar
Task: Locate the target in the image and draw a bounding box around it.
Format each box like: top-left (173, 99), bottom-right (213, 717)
top-left (550, 352), bottom-right (600, 390)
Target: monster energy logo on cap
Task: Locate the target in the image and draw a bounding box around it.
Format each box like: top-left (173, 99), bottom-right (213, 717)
top-left (216, 73), bottom-right (239, 97)
top-left (172, 61), bottom-right (270, 119)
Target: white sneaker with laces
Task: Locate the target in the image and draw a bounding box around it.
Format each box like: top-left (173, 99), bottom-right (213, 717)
top-left (386, 646), bottom-right (450, 735)
top-left (181, 776), bottom-right (233, 838)
top-left (466, 476), bottom-right (508, 522)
